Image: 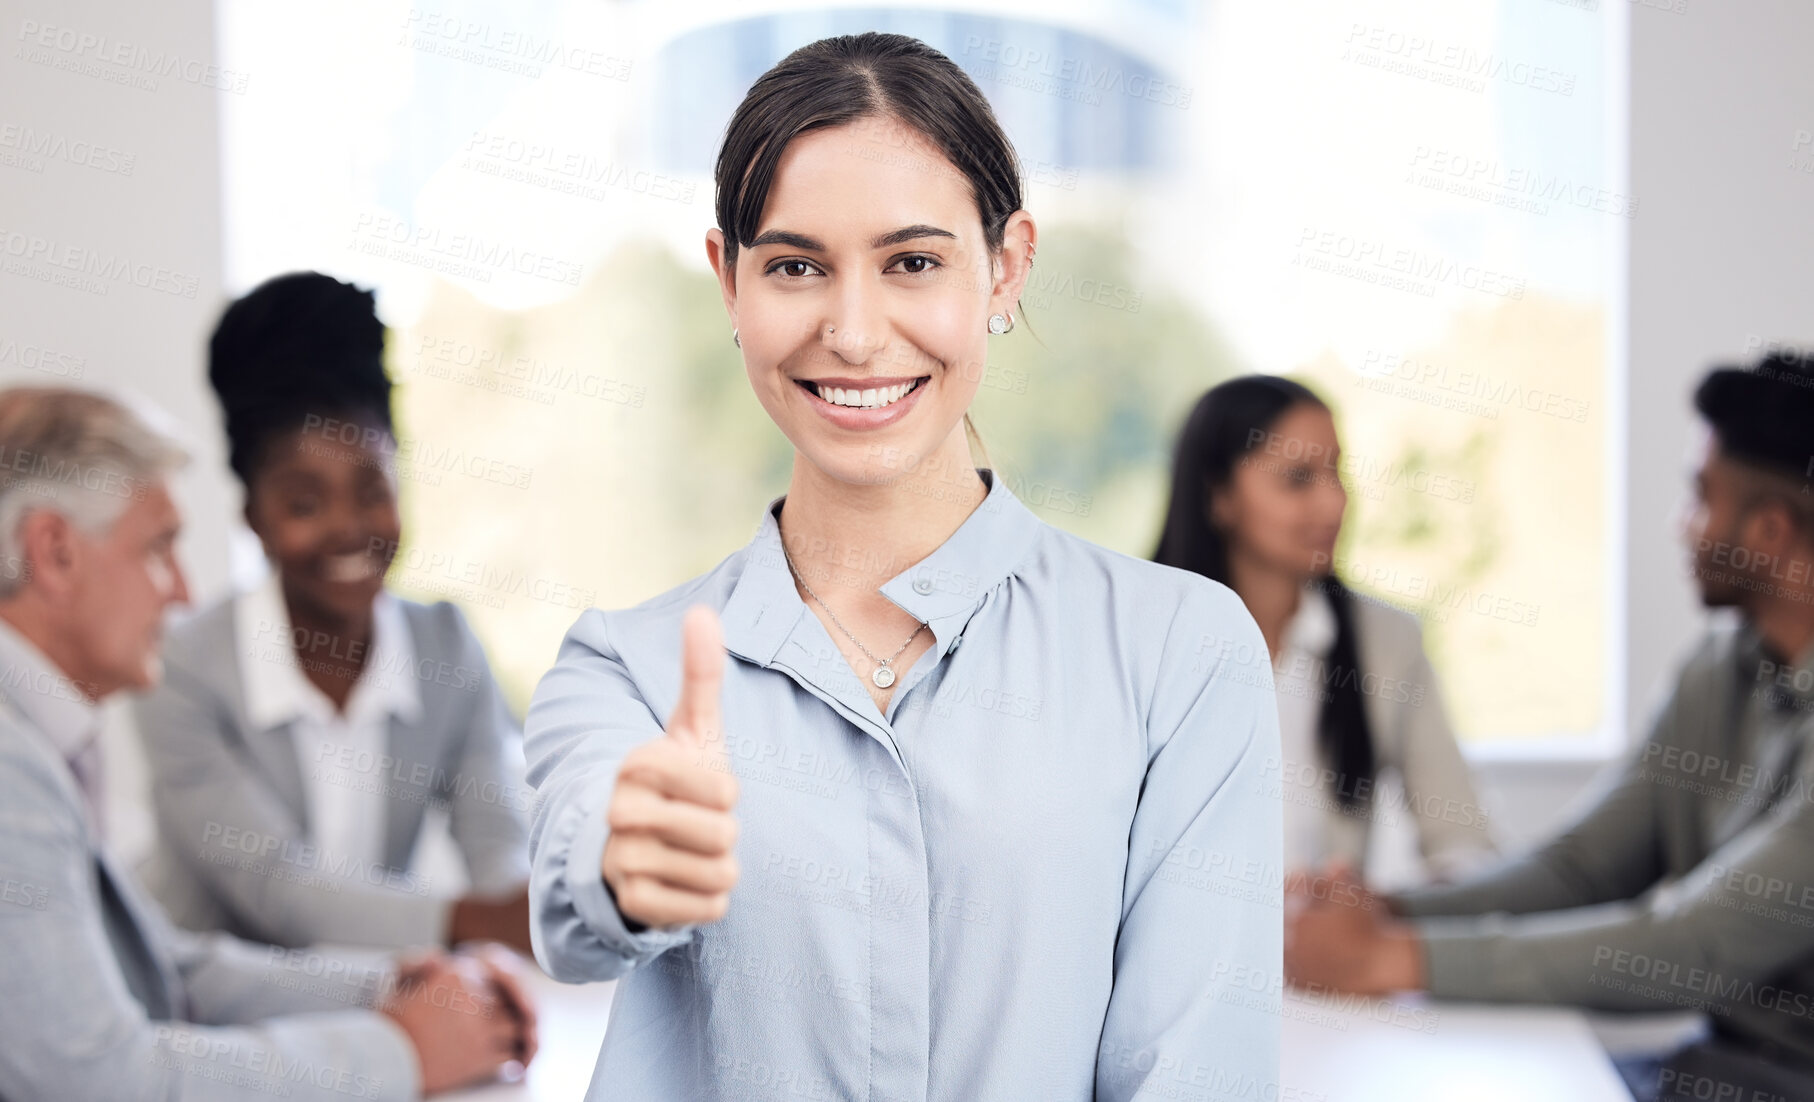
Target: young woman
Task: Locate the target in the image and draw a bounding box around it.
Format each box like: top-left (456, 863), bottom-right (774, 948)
top-left (1154, 375), bottom-right (1496, 883)
top-left (133, 271), bottom-right (535, 953)
top-left (526, 32), bottom-right (1280, 1102)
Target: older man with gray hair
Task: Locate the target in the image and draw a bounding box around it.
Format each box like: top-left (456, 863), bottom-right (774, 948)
top-left (0, 386), bottom-right (536, 1100)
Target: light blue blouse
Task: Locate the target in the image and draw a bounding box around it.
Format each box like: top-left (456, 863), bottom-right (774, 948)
top-left (525, 470), bottom-right (1282, 1102)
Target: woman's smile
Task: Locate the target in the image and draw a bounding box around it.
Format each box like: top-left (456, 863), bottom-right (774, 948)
top-left (793, 371), bottom-right (933, 430)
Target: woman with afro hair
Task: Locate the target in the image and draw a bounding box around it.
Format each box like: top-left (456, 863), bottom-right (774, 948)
top-left (133, 271), bottom-right (535, 955)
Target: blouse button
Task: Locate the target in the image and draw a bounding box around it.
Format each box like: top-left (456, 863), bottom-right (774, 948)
top-left (913, 577), bottom-right (934, 595)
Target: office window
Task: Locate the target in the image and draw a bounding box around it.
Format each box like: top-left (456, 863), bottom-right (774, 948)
top-left (218, 0), bottom-right (1625, 748)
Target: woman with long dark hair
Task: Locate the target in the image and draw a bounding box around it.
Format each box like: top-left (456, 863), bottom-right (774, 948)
top-left (1155, 375), bottom-right (1494, 882)
top-left (526, 32), bottom-right (1280, 1101)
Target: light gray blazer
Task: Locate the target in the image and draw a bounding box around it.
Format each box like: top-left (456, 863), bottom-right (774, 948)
top-left (133, 594), bottom-right (531, 950)
top-left (0, 679), bottom-right (419, 1101)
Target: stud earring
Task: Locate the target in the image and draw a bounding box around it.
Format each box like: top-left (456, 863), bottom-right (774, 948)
top-left (987, 312), bottom-right (1014, 335)
top-left (732, 328), bottom-right (740, 348)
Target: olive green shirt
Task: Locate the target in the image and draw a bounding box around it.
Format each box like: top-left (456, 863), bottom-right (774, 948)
top-left (1395, 623), bottom-right (1814, 1066)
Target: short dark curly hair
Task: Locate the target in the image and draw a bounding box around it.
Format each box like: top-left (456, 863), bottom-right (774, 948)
top-left (1693, 351), bottom-right (1814, 483)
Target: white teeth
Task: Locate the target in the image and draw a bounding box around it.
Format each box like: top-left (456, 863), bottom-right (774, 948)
top-left (324, 554), bottom-right (377, 583)
top-left (813, 380), bottom-right (919, 409)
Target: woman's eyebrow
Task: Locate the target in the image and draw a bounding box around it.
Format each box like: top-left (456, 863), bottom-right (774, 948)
top-left (747, 224), bottom-right (957, 251)
top-left (749, 229), bottom-right (823, 250)
top-left (871, 224), bottom-right (955, 248)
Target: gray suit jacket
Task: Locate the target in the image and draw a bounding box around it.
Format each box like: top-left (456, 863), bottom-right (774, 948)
top-left (133, 594), bottom-right (531, 950)
top-left (1396, 624), bottom-right (1814, 1067)
top-left (0, 680), bottom-right (420, 1101)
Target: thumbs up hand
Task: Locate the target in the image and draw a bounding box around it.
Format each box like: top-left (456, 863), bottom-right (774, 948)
top-left (600, 606), bottom-right (741, 929)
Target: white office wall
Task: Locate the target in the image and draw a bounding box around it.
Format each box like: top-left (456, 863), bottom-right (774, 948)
top-left (1625, 0), bottom-right (1814, 732)
top-left (1, 0), bottom-right (231, 863)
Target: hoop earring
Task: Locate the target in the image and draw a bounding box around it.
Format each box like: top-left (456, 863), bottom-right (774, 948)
top-left (732, 328), bottom-right (740, 348)
top-left (987, 312), bottom-right (1014, 335)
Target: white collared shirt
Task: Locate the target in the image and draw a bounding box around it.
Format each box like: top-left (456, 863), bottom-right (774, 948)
top-left (234, 570), bottom-right (421, 874)
top-left (1270, 581), bottom-right (1496, 884)
top-left (0, 615), bottom-right (105, 834)
top-left (1272, 582), bottom-right (1338, 870)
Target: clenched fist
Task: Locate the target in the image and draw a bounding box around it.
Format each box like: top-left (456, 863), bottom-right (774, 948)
top-left (601, 605), bottom-right (741, 929)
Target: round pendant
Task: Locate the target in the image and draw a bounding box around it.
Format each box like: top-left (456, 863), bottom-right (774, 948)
top-left (871, 665), bottom-right (896, 689)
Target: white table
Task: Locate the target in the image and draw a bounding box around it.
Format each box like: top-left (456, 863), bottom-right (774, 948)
top-left (1282, 991), bottom-right (1636, 1101)
top-left (447, 977), bottom-right (1662, 1100)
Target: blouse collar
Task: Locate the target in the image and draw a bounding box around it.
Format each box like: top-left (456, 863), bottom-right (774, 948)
top-left (720, 468), bottom-right (1045, 668)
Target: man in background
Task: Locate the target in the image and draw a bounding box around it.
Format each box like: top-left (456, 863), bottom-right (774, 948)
top-left (1285, 352), bottom-right (1814, 1100)
top-left (0, 386), bottom-right (536, 1100)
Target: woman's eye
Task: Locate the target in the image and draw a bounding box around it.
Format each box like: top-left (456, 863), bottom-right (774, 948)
top-left (892, 254), bottom-right (939, 275)
top-left (769, 259), bottom-right (818, 279)
top-left (287, 497), bottom-right (320, 517)
top-left (1286, 468), bottom-right (1313, 487)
